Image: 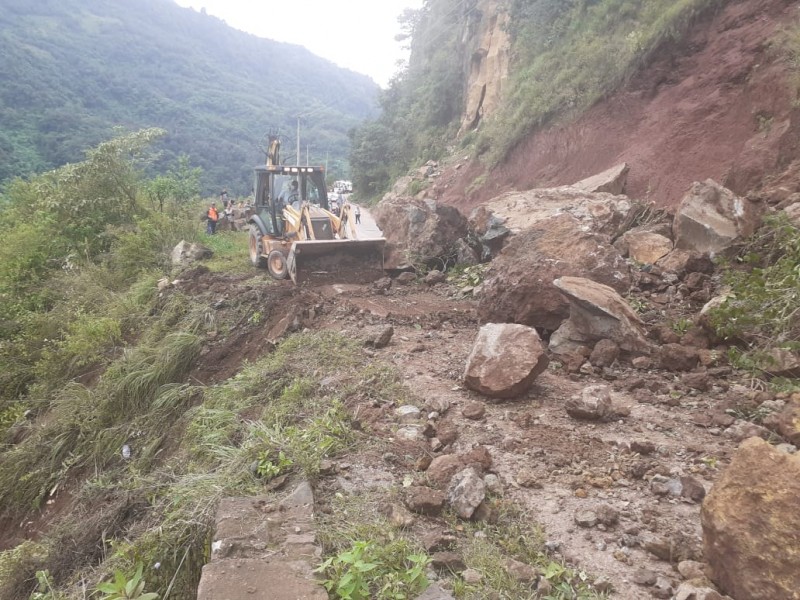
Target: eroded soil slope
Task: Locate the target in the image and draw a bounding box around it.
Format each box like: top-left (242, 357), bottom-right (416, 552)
top-left (441, 0), bottom-right (800, 210)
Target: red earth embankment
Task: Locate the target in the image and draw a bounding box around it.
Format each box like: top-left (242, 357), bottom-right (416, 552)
top-left (442, 0), bottom-right (800, 210)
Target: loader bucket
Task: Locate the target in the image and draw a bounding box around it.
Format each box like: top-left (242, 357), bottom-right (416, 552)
top-left (286, 238), bottom-right (386, 285)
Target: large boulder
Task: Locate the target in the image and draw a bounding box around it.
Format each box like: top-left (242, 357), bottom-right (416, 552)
top-left (374, 197), bottom-right (468, 269)
top-left (701, 437), bottom-right (800, 600)
top-left (171, 240), bottom-right (213, 266)
top-left (468, 206), bottom-right (511, 258)
top-left (549, 277), bottom-right (650, 355)
top-left (478, 214), bottom-right (631, 330)
top-left (571, 163), bottom-right (630, 196)
top-left (615, 229), bottom-right (674, 265)
top-left (463, 323), bottom-right (549, 399)
top-left (481, 186), bottom-right (631, 237)
top-left (674, 180), bottom-right (763, 255)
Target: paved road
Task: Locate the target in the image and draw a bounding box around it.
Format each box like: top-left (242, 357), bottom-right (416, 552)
top-left (342, 195), bottom-right (383, 239)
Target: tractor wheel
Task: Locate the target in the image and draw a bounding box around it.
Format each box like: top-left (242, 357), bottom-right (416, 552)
top-left (267, 250), bottom-right (288, 280)
top-left (249, 225), bottom-right (267, 268)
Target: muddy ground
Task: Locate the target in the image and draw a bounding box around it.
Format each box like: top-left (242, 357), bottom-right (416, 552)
top-left (184, 269), bottom-right (752, 600)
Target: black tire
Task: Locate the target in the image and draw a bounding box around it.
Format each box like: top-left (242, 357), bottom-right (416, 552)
top-left (249, 225), bottom-right (267, 268)
top-left (267, 250), bottom-right (288, 280)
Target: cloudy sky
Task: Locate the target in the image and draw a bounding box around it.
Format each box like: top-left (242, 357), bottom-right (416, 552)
top-left (173, 0), bottom-right (423, 86)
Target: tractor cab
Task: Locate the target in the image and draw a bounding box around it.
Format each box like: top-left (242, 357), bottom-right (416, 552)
top-left (252, 165), bottom-right (329, 237)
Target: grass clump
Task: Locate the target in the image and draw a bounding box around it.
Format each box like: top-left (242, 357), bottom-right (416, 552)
top-left (708, 215), bottom-right (800, 376)
top-left (317, 539), bottom-right (430, 600)
top-left (317, 492), bottom-right (432, 600)
top-left (451, 502), bottom-right (607, 599)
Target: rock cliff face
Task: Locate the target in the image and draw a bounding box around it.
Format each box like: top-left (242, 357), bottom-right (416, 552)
top-left (458, 0), bottom-right (510, 134)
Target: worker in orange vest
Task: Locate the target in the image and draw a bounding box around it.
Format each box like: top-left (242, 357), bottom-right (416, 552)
top-left (206, 202), bottom-right (219, 235)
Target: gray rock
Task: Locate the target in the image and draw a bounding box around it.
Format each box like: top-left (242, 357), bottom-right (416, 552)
top-left (652, 576), bottom-right (674, 599)
top-left (632, 568), bottom-right (658, 586)
top-left (571, 163), bottom-right (630, 196)
top-left (574, 510), bottom-right (598, 528)
top-left (447, 467), bottom-right (486, 520)
top-left (550, 276), bottom-right (650, 356)
top-left (414, 583), bottom-right (456, 600)
top-left (674, 180), bottom-right (763, 255)
top-left (565, 384), bottom-right (614, 421)
top-left (673, 583), bottom-right (729, 600)
top-left (395, 405), bottom-right (422, 422)
top-left (677, 560), bottom-right (707, 581)
top-left (171, 240), bottom-right (213, 266)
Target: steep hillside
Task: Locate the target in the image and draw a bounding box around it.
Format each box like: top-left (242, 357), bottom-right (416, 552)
top-left (353, 0), bottom-right (800, 210)
top-left (0, 0), bottom-right (379, 190)
top-left (442, 0), bottom-right (800, 209)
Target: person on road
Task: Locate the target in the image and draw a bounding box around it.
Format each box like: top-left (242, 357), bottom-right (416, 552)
top-left (206, 202), bottom-right (219, 235)
top-left (355, 205), bottom-right (361, 225)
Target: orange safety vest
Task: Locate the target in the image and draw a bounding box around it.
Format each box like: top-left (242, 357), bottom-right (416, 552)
top-left (208, 207), bottom-right (219, 222)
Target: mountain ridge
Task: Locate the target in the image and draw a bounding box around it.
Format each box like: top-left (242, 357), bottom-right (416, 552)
top-left (0, 0), bottom-right (379, 191)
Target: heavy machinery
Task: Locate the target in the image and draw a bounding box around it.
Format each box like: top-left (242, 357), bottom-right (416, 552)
top-left (247, 139), bottom-right (385, 285)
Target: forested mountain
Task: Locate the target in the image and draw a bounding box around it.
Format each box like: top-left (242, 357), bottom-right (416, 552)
top-left (0, 0), bottom-right (379, 191)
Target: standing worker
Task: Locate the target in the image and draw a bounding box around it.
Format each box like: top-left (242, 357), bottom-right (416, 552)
top-left (220, 189), bottom-right (229, 208)
top-left (355, 205), bottom-right (361, 225)
top-left (206, 202), bottom-right (219, 235)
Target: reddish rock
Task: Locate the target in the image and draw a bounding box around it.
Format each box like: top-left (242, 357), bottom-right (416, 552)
top-left (659, 344), bottom-right (700, 371)
top-left (462, 446), bottom-right (493, 472)
top-left (682, 371), bottom-right (711, 392)
top-left (589, 339), bottom-right (621, 368)
top-left (436, 424), bottom-right (458, 446)
top-left (477, 214), bottom-right (631, 330)
top-left (430, 552), bottom-right (466, 572)
top-left (681, 327), bottom-right (711, 350)
top-left (462, 401), bottom-right (486, 420)
top-left (426, 455), bottom-right (466, 487)
top-left (657, 250), bottom-right (715, 277)
top-left (463, 323), bottom-right (549, 399)
top-left (405, 486), bottom-right (446, 516)
top-left (702, 437), bottom-right (800, 599)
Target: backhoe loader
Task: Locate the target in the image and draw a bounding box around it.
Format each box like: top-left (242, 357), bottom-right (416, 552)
top-left (247, 140), bottom-right (385, 285)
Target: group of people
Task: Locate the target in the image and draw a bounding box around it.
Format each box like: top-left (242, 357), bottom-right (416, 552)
top-left (206, 189), bottom-right (253, 234)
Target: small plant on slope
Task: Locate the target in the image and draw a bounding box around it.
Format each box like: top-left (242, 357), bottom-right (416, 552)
top-left (96, 563), bottom-right (158, 600)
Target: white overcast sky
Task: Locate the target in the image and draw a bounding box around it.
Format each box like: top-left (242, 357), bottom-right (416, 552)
top-left (173, 0), bottom-right (423, 87)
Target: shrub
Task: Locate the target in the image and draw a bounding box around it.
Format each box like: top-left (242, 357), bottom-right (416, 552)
top-left (708, 215), bottom-right (800, 370)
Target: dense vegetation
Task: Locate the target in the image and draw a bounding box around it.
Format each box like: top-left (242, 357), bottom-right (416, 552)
top-left (0, 130), bottom-right (397, 599)
top-left (0, 0), bottom-right (379, 192)
top-left (350, 0), bottom-right (726, 200)
top-left (349, 0), bottom-right (467, 198)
